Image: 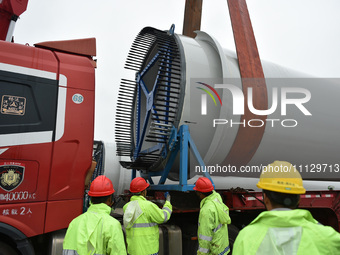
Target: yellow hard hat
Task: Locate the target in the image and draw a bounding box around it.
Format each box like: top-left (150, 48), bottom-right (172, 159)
top-left (257, 161), bottom-right (306, 194)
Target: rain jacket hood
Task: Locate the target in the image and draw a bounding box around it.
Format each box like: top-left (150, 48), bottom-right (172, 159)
top-left (251, 208), bottom-right (317, 226)
top-left (200, 190), bottom-right (230, 225)
top-left (123, 196), bottom-right (146, 229)
top-left (86, 204), bottom-right (112, 249)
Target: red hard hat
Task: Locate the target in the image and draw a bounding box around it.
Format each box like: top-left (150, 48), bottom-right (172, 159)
top-left (88, 175), bottom-right (115, 197)
top-left (193, 177), bottom-right (214, 192)
top-left (130, 177), bottom-right (150, 193)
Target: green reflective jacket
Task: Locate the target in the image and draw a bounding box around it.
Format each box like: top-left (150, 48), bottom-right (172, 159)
top-left (63, 203), bottom-right (126, 255)
top-left (197, 190), bottom-right (231, 255)
top-left (233, 209), bottom-right (340, 255)
top-left (123, 195), bottom-right (172, 255)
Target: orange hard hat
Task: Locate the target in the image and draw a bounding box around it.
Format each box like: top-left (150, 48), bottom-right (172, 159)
top-left (130, 177), bottom-right (150, 193)
top-left (88, 175), bottom-right (115, 197)
top-left (193, 177), bottom-right (214, 192)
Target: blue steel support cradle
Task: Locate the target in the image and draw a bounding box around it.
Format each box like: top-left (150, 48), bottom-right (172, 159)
top-left (138, 125), bottom-right (214, 191)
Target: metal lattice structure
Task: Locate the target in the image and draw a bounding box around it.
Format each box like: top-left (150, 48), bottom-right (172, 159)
top-left (115, 26), bottom-right (184, 171)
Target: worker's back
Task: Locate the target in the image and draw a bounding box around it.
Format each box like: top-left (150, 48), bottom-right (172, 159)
top-left (233, 209), bottom-right (340, 255)
top-left (63, 203), bottom-right (126, 255)
top-left (123, 195), bottom-right (172, 255)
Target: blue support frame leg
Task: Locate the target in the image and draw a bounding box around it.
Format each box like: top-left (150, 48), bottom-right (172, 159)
top-left (137, 125), bottom-right (214, 191)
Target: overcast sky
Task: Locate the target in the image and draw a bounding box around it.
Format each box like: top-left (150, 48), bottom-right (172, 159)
top-left (13, 0), bottom-right (340, 143)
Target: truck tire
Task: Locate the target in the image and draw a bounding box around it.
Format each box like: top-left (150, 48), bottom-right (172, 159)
top-left (0, 241), bottom-right (19, 255)
top-left (228, 224), bottom-right (240, 254)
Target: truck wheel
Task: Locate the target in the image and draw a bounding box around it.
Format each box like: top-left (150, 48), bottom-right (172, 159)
top-left (0, 241), bottom-right (19, 255)
top-left (228, 224), bottom-right (240, 253)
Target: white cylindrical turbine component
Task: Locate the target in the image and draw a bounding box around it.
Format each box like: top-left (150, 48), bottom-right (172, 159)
top-left (115, 27), bottom-right (340, 182)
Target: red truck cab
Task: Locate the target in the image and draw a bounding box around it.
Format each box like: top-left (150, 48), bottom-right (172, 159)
top-left (0, 38), bottom-right (96, 254)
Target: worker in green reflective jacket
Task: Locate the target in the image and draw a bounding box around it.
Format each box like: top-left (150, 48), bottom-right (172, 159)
top-left (123, 177), bottom-right (172, 255)
top-left (194, 177), bottom-right (231, 255)
top-left (63, 175), bottom-right (127, 255)
top-left (233, 161), bottom-right (340, 255)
